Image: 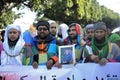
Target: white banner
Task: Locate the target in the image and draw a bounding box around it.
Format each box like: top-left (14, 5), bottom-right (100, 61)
top-left (0, 63), bottom-right (120, 80)
top-left (75, 63), bottom-right (120, 80)
top-left (0, 65), bottom-right (75, 80)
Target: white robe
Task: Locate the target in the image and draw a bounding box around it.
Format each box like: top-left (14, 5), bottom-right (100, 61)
top-left (1, 24), bottom-right (25, 66)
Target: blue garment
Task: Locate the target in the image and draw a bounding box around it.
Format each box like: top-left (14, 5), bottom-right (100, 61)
top-left (64, 52), bottom-right (72, 63)
top-left (23, 30), bottom-right (35, 65)
top-left (32, 35), bottom-right (58, 65)
top-left (23, 30), bottom-right (34, 46)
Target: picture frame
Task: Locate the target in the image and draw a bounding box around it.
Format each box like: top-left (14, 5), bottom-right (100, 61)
top-left (58, 45), bottom-right (76, 64)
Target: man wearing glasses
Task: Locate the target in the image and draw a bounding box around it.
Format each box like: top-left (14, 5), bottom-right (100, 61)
top-left (32, 20), bottom-right (61, 69)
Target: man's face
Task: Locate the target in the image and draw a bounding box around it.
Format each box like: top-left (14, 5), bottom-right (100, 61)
top-left (8, 28), bottom-right (20, 41)
top-left (50, 23), bottom-right (57, 36)
top-left (86, 28), bottom-right (94, 39)
top-left (68, 26), bottom-right (77, 39)
top-left (37, 26), bottom-right (49, 39)
top-left (94, 29), bottom-right (106, 40)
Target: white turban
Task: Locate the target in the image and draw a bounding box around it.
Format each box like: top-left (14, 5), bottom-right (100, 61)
top-left (1, 24), bottom-right (25, 65)
top-left (59, 23), bottom-right (69, 40)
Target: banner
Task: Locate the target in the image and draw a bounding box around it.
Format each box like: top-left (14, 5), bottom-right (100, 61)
top-left (0, 65), bottom-right (75, 80)
top-left (75, 63), bottom-right (120, 80)
top-left (0, 63), bottom-right (120, 80)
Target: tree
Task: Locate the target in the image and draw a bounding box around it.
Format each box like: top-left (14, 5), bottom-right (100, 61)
top-left (0, 0), bottom-right (120, 29)
top-left (0, 10), bottom-right (19, 29)
top-left (30, 0), bottom-right (120, 28)
top-left (0, 0), bottom-right (26, 16)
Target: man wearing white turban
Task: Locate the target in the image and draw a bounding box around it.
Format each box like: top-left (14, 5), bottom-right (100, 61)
top-left (1, 24), bottom-right (33, 65)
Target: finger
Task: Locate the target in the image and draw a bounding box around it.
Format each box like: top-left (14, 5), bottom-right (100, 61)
top-left (32, 62), bottom-right (38, 69)
top-left (46, 62), bottom-right (52, 69)
top-left (99, 59), bottom-right (107, 65)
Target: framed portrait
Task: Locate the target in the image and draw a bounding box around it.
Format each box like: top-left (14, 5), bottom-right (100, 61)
top-left (58, 45), bottom-right (76, 64)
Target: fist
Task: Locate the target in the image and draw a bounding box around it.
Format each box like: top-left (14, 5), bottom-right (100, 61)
top-left (46, 59), bottom-right (53, 69)
top-left (90, 55), bottom-right (99, 63)
top-left (32, 61), bottom-right (38, 69)
top-left (54, 61), bottom-right (62, 68)
top-left (99, 58), bottom-right (108, 65)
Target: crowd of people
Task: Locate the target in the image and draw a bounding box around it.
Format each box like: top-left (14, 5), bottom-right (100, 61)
top-left (0, 20), bottom-right (120, 69)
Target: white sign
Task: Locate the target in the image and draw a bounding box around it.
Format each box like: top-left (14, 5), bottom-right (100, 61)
top-left (0, 63), bottom-right (120, 80)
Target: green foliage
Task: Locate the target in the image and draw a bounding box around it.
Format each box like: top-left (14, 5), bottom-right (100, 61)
top-left (101, 6), bottom-right (120, 28)
top-left (0, 0), bottom-right (120, 29)
top-left (0, 11), bottom-right (19, 29)
top-left (31, 0), bottom-right (120, 29)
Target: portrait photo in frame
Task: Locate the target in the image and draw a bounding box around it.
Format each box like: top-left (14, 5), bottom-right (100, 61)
top-left (58, 45), bottom-right (76, 64)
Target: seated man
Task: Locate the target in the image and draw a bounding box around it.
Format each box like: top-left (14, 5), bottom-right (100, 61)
top-left (84, 22), bottom-right (120, 65)
top-left (32, 20), bottom-right (61, 69)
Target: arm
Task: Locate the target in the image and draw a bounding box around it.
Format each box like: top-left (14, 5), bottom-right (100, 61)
top-left (110, 43), bottom-right (120, 62)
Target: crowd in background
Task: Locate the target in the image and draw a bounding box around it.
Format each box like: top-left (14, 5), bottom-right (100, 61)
top-left (0, 20), bottom-right (120, 69)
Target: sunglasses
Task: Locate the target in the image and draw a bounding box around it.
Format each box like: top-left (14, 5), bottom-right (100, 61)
top-left (38, 28), bottom-right (48, 31)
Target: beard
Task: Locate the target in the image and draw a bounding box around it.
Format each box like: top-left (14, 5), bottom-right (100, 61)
top-left (87, 37), bottom-right (92, 41)
top-left (8, 38), bottom-right (19, 47)
top-left (69, 35), bottom-right (77, 40)
top-left (38, 33), bottom-right (48, 40)
top-left (95, 36), bottom-right (105, 43)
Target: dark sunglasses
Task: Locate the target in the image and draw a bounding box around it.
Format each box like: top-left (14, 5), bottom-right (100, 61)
top-left (38, 28), bottom-right (48, 31)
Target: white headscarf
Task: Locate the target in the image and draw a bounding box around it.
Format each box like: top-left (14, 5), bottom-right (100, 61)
top-left (59, 23), bottom-right (69, 40)
top-left (1, 24), bottom-right (25, 65)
